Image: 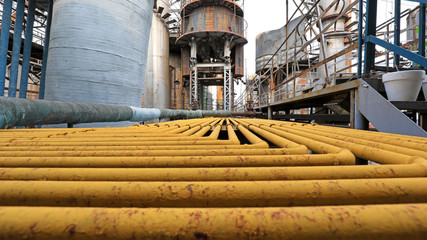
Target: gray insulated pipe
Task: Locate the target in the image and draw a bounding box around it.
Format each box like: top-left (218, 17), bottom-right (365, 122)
top-left (44, 0), bottom-right (155, 127)
top-left (0, 97), bottom-right (233, 129)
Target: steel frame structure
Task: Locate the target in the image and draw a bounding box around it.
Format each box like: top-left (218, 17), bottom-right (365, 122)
top-left (190, 63), bottom-right (233, 111)
top-left (358, 0), bottom-right (427, 77)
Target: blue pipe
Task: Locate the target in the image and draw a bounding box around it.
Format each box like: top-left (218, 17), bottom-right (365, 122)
top-left (8, 0), bottom-right (26, 98)
top-left (18, 0), bottom-right (36, 99)
top-left (0, 0), bottom-right (13, 96)
top-left (39, 0), bottom-right (53, 100)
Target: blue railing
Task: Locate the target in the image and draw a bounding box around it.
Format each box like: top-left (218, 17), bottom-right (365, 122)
top-left (358, 0), bottom-right (427, 77)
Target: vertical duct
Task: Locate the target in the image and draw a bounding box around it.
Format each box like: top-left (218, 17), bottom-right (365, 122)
top-left (44, 0), bottom-right (155, 127)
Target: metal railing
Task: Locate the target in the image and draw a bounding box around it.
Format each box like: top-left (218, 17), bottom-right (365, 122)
top-left (237, 0), bottom-right (421, 110)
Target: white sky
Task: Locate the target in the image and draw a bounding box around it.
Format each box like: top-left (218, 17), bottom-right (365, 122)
top-left (244, 0), bottom-right (293, 76)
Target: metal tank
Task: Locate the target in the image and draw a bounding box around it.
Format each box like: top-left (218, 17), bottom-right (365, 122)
top-left (44, 0), bottom-right (155, 127)
top-left (256, 16), bottom-right (307, 72)
top-left (318, 0), bottom-right (350, 82)
top-left (144, 0), bottom-right (170, 109)
top-left (177, 0), bottom-right (247, 111)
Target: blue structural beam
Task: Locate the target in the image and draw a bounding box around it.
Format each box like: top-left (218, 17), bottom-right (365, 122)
top-left (407, 0), bottom-right (427, 4)
top-left (0, 0), bottom-right (13, 97)
top-left (357, 0), bottom-right (364, 77)
top-left (8, 0), bottom-right (26, 98)
top-left (19, 0), bottom-right (37, 99)
top-left (365, 35), bottom-right (427, 68)
top-left (394, 0), bottom-right (401, 67)
top-left (363, 0), bottom-right (378, 74)
top-left (419, 3), bottom-right (426, 61)
top-left (39, 0), bottom-right (54, 100)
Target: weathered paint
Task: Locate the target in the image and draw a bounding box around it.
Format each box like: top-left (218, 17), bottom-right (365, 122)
top-left (0, 179), bottom-right (425, 207)
top-left (0, 163), bottom-right (425, 181)
top-left (0, 205), bottom-right (426, 239)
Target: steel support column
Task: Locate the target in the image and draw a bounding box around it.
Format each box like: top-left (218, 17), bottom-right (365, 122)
top-left (190, 66), bottom-right (198, 110)
top-left (418, 3), bottom-right (426, 61)
top-left (352, 89), bottom-right (369, 165)
top-left (357, 0), bottom-right (364, 77)
top-left (394, 0), bottom-right (401, 67)
top-left (268, 106), bottom-right (273, 120)
top-left (363, 0), bottom-right (378, 74)
top-left (18, 0), bottom-right (37, 99)
top-left (8, 0), bottom-right (26, 98)
top-left (0, 0), bottom-right (13, 96)
top-left (224, 64), bottom-right (232, 111)
top-left (39, 0), bottom-right (54, 100)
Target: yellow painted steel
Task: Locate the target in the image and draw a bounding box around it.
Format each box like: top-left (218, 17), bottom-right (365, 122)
top-left (0, 205), bottom-right (426, 240)
top-left (243, 119), bottom-right (426, 164)
top-left (1, 163), bottom-right (426, 181)
top-left (0, 179), bottom-right (426, 207)
top-left (0, 117), bottom-right (426, 238)
top-left (0, 154), bottom-right (355, 168)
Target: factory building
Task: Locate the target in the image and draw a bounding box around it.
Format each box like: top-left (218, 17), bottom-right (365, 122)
top-left (0, 0), bottom-right (426, 238)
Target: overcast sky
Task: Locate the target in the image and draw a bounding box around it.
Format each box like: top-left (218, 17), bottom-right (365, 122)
top-left (244, 0), bottom-right (292, 76)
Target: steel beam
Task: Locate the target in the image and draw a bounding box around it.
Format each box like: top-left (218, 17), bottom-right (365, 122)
top-left (394, 0), bottom-right (401, 67)
top-left (357, 80), bottom-right (427, 137)
top-left (0, 0), bottom-right (13, 96)
top-left (419, 3), bottom-right (426, 61)
top-left (39, 0), bottom-right (54, 100)
top-left (18, 0), bottom-right (37, 99)
top-left (366, 36), bottom-right (427, 68)
top-left (8, 0), bottom-right (26, 98)
top-left (363, 0), bottom-right (378, 74)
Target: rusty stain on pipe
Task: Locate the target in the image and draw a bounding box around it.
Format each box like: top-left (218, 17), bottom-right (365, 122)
top-left (0, 179), bottom-right (425, 207)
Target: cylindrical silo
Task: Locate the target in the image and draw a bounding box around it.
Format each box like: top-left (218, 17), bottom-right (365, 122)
top-left (318, 0), bottom-right (350, 83)
top-left (44, 0), bottom-right (155, 127)
top-left (144, 1), bottom-right (170, 109)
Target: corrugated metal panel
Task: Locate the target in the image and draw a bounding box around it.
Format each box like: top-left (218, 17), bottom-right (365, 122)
top-left (44, 0), bottom-right (154, 128)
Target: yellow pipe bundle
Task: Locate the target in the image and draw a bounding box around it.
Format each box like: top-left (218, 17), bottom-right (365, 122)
top-left (0, 118), bottom-right (426, 239)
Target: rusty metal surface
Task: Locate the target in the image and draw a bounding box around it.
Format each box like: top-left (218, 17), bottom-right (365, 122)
top-left (0, 179), bottom-right (426, 207)
top-left (177, 5), bottom-right (248, 45)
top-left (0, 205), bottom-right (426, 239)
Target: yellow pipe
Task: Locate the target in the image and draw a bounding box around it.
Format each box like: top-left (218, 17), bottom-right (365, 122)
top-left (1, 163), bottom-right (425, 181)
top-left (0, 179), bottom-right (426, 207)
top-left (268, 119), bottom-right (427, 143)
top-left (243, 119), bottom-right (425, 165)
top-left (192, 118), bottom-right (221, 137)
top-left (179, 119), bottom-right (218, 136)
top-left (271, 124), bottom-right (426, 164)
top-left (0, 144), bottom-right (273, 152)
top-left (0, 145), bottom-right (312, 157)
top-left (0, 154), bottom-right (355, 168)
top-left (1, 139), bottom-right (241, 147)
top-left (302, 123), bottom-right (427, 152)
top-left (233, 119), bottom-right (307, 150)
top-left (0, 205), bottom-right (426, 239)
top-left (278, 122), bottom-right (427, 158)
top-left (204, 119), bottom-right (224, 139)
